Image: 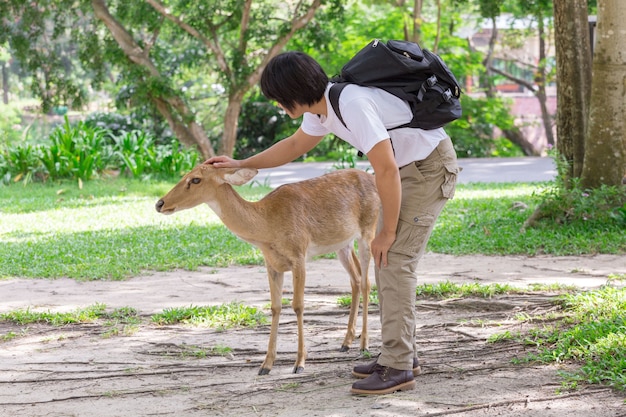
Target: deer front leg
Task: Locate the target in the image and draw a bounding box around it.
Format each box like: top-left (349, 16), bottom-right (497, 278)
top-left (291, 262), bottom-right (307, 373)
top-left (337, 245), bottom-right (361, 352)
top-left (259, 266), bottom-right (284, 376)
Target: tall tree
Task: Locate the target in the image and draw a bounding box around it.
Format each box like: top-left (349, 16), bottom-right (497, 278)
top-left (489, 0), bottom-right (556, 148)
top-left (92, 0), bottom-right (327, 159)
top-left (467, 0), bottom-right (540, 155)
top-left (552, 0), bottom-right (591, 182)
top-left (580, 0), bottom-right (626, 187)
top-left (1, 0), bottom-right (335, 159)
top-left (0, 0), bottom-right (92, 112)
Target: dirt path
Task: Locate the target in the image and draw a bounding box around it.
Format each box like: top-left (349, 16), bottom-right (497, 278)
top-left (1, 253), bottom-right (625, 417)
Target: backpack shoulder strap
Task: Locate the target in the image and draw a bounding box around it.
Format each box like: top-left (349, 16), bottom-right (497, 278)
top-left (328, 82), bottom-right (349, 128)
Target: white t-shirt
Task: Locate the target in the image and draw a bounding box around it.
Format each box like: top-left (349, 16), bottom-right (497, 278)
top-left (301, 83), bottom-right (449, 167)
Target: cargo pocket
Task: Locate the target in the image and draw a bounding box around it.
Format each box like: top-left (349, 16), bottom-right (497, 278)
top-left (392, 211), bottom-right (436, 256)
top-left (441, 162), bottom-right (460, 199)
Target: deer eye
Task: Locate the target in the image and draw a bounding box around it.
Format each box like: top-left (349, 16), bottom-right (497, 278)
top-left (191, 178), bottom-right (201, 184)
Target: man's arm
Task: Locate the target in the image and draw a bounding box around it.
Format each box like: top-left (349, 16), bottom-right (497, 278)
top-left (366, 139), bottom-right (401, 269)
top-left (206, 127), bottom-right (325, 169)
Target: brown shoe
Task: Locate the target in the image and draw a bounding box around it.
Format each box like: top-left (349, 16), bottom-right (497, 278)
top-left (350, 365), bottom-right (416, 395)
top-left (352, 354), bottom-right (421, 379)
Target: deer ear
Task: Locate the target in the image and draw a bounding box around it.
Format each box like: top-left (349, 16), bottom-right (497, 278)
top-left (223, 168), bottom-right (258, 185)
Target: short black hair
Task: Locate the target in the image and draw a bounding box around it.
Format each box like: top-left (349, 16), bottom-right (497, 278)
top-left (260, 51), bottom-right (328, 112)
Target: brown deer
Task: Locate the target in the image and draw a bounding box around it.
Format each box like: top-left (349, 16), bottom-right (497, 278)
top-left (155, 164), bottom-right (380, 375)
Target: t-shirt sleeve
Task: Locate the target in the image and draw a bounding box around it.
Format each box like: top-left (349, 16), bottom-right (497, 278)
top-left (301, 112), bottom-right (331, 137)
top-left (340, 96), bottom-right (390, 154)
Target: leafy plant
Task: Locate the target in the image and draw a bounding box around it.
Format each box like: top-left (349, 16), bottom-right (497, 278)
top-left (614, 203), bottom-right (626, 226)
top-left (446, 94), bottom-right (522, 158)
top-left (113, 130), bottom-right (154, 178)
top-left (0, 102), bottom-right (24, 147)
top-left (40, 116), bottom-right (110, 181)
top-left (235, 93), bottom-right (298, 160)
top-left (84, 111), bottom-right (142, 138)
top-left (530, 178), bottom-right (626, 227)
top-left (5, 143), bottom-right (43, 184)
top-left (147, 139), bottom-right (199, 178)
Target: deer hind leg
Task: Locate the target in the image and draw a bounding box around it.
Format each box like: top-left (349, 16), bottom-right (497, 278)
top-left (356, 236), bottom-right (372, 353)
top-left (259, 266), bottom-right (284, 376)
top-left (291, 261), bottom-right (307, 373)
top-left (337, 244), bottom-right (362, 352)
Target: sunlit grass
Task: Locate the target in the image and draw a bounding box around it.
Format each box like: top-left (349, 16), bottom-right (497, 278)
top-left (336, 281), bottom-right (576, 307)
top-left (430, 182), bottom-right (625, 255)
top-left (0, 178), bottom-right (266, 280)
top-left (490, 286), bottom-right (626, 391)
top-left (151, 302), bottom-right (268, 329)
top-left (0, 303), bottom-right (140, 336)
top-left (0, 303), bottom-right (108, 325)
top-left (1, 178), bottom-right (623, 280)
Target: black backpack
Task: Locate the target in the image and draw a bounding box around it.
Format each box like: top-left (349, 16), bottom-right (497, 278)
top-left (329, 39), bottom-right (462, 131)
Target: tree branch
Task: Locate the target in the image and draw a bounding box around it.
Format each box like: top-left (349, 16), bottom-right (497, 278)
top-left (246, 0), bottom-right (322, 87)
top-left (144, 0), bottom-right (231, 78)
top-left (239, 0), bottom-right (253, 53)
top-left (488, 66), bottom-right (537, 92)
top-left (91, 0), bottom-right (159, 77)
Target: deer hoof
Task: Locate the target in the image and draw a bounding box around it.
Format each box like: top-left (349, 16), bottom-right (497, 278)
top-left (339, 345), bottom-right (349, 352)
top-left (293, 366), bottom-right (304, 374)
top-left (258, 368), bottom-right (271, 376)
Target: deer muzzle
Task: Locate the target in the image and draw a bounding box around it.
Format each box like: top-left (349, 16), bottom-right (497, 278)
top-left (155, 199), bottom-right (166, 213)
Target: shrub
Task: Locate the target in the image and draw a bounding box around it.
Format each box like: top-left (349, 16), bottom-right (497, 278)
top-left (0, 102), bottom-right (24, 147)
top-left (84, 111), bottom-right (142, 139)
top-left (235, 93), bottom-right (300, 159)
top-left (446, 95), bottom-right (522, 158)
top-left (151, 139), bottom-right (200, 178)
top-left (4, 143), bottom-right (44, 184)
top-left (39, 116), bottom-right (110, 181)
top-left (112, 130), bottom-right (154, 178)
top-left (0, 114), bottom-right (199, 184)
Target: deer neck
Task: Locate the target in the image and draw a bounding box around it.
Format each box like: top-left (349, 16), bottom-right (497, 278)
top-left (207, 184), bottom-right (265, 241)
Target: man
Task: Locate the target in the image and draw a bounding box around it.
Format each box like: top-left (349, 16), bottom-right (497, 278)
top-left (206, 51), bottom-right (459, 395)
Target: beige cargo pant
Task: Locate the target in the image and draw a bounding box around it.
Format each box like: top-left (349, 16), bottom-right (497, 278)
top-left (376, 137), bottom-right (459, 371)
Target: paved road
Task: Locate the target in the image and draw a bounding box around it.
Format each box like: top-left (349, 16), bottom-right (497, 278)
top-left (256, 157), bottom-right (556, 187)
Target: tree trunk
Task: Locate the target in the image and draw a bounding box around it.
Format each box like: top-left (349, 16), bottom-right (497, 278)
top-left (481, 17), bottom-right (539, 156)
top-left (432, 0), bottom-right (441, 52)
top-left (1, 62), bottom-right (8, 104)
top-left (581, 0), bottom-right (626, 188)
top-left (408, 0), bottom-right (423, 43)
top-left (553, 0), bottom-right (591, 182)
top-left (535, 15), bottom-right (555, 147)
top-left (220, 91), bottom-right (245, 156)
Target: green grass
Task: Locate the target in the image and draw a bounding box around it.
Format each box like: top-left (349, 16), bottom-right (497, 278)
top-left (0, 301), bottom-right (265, 341)
top-left (1, 179), bottom-right (623, 280)
top-left (0, 303), bottom-right (109, 325)
top-left (151, 302), bottom-right (268, 328)
top-left (493, 286), bottom-right (626, 391)
top-left (337, 281), bottom-right (576, 307)
top-left (0, 178), bottom-right (266, 280)
top-left (0, 303), bottom-right (140, 325)
top-left (1, 175), bottom-right (624, 392)
top-left (429, 182), bottom-right (625, 255)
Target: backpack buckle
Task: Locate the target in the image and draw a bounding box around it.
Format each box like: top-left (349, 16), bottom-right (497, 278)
top-left (426, 75), bottom-right (437, 87)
